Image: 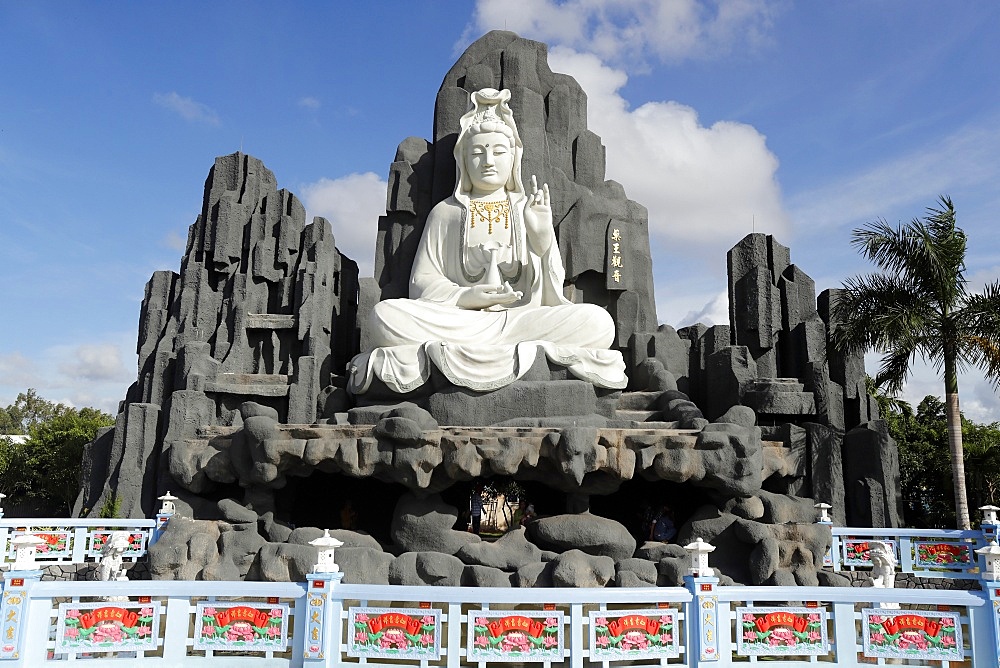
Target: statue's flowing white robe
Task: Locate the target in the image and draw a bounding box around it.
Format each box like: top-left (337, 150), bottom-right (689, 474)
top-left (348, 197), bottom-right (627, 394)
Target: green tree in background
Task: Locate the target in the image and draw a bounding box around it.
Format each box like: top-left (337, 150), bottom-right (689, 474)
top-left (0, 389), bottom-right (69, 435)
top-left (873, 383), bottom-right (1000, 528)
top-left (832, 197), bottom-right (1000, 529)
top-left (0, 392), bottom-right (113, 515)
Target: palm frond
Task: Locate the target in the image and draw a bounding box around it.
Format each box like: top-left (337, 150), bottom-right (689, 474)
top-left (955, 281), bottom-right (1000, 388)
top-left (875, 346), bottom-right (919, 395)
top-left (832, 272), bottom-right (935, 355)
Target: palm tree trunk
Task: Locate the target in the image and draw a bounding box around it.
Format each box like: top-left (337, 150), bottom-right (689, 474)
top-left (944, 354), bottom-right (971, 529)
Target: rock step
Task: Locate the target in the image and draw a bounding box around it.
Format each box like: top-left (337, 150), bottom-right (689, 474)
top-left (615, 391), bottom-right (663, 410)
top-left (606, 419), bottom-right (683, 430)
top-left (613, 409), bottom-right (661, 423)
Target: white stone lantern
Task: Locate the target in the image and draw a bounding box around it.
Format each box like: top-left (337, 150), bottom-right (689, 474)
top-left (158, 491), bottom-right (178, 516)
top-left (11, 534), bottom-right (45, 570)
top-left (977, 540), bottom-right (1000, 581)
top-left (310, 529), bottom-right (344, 574)
top-left (814, 502), bottom-right (832, 523)
top-left (980, 505), bottom-right (1000, 525)
top-left (684, 537), bottom-right (716, 577)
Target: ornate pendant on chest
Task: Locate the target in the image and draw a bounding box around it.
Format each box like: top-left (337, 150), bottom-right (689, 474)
top-left (469, 199), bottom-right (511, 234)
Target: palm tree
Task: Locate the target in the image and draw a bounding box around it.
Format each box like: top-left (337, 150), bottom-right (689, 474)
top-left (832, 196), bottom-right (1000, 529)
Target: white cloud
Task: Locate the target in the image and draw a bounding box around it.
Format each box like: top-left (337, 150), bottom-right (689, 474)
top-left (57, 343), bottom-right (131, 382)
top-left (153, 92), bottom-right (221, 126)
top-left (298, 96), bottom-right (321, 110)
top-left (864, 352), bottom-right (1000, 423)
top-left (549, 47), bottom-right (789, 253)
top-left (0, 337), bottom-right (135, 417)
top-left (676, 290), bottom-right (729, 328)
top-left (788, 120), bottom-right (1000, 232)
top-left (299, 172), bottom-right (387, 278)
top-left (0, 353), bottom-right (38, 390)
top-left (470, 0), bottom-right (778, 65)
top-left (162, 230), bottom-right (187, 251)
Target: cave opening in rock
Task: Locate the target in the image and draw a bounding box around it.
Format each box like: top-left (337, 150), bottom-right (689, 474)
top-left (589, 479), bottom-right (714, 542)
top-left (275, 472), bottom-right (406, 545)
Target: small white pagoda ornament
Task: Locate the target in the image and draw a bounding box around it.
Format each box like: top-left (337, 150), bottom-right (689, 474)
top-left (976, 540), bottom-right (1000, 581)
top-left (158, 491), bottom-right (178, 515)
top-left (11, 534), bottom-right (46, 570)
top-left (980, 504), bottom-right (999, 525)
top-left (814, 502), bottom-right (832, 523)
top-left (309, 529), bottom-right (345, 574)
top-left (684, 537), bottom-right (716, 577)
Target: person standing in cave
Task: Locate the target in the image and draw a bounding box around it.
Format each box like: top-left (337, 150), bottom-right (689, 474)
top-left (470, 485), bottom-right (484, 535)
top-left (649, 504), bottom-right (677, 543)
top-left (340, 499), bottom-right (358, 530)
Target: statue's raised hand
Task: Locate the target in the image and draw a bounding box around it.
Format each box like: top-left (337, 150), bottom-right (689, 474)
top-left (523, 175), bottom-right (553, 253)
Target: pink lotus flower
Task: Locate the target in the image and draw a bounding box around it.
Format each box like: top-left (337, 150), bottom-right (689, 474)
top-left (354, 631), bottom-right (367, 644)
top-left (500, 632), bottom-right (530, 653)
top-left (743, 630), bottom-right (756, 641)
top-left (204, 607), bottom-right (217, 616)
top-left (545, 616), bottom-right (559, 627)
top-left (595, 635), bottom-right (610, 647)
top-left (942, 618), bottom-right (956, 628)
top-left (475, 635), bottom-right (489, 648)
top-left (475, 617), bottom-right (488, 626)
top-left (941, 635), bottom-right (956, 647)
top-left (383, 628), bottom-right (408, 649)
top-left (66, 610), bottom-right (80, 619)
top-left (355, 613), bottom-right (369, 623)
top-left (807, 613), bottom-right (821, 623)
top-left (64, 627), bottom-right (79, 640)
top-left (659, 615), bottom-right (673, 625)
top-left (771, 627), bottom-right (795, 646)
top-left (742, 613), bottom-right (756, 622)
top-left (266, 625), bottom-right (280, 638)
top-left (202, 624), bottom-right (217, 637)
top-left (92, 625), bottom-right (123, 644)
top-left (421, 615), bottom-right (435, 625)
top-left (420, 633), bottom-right (433, 646)
top-left (808, 631), bottom-right (821, 642)
top-left (543, 635), bottom-right (558, 648)
top-left (136, 625), bottom-right (151, 637)
top-left (269, 608), bottom-right (283, 618)
top-left (594, 617), bottom-right (608, 627)
top-left (139, 607), bottom-right (153, 617)
top-left (622, 630), bottom-right (648, 650)
top-left (871, 632), bottom-right (885, 644)
top-left (659, 633), bottom-right (672, 644)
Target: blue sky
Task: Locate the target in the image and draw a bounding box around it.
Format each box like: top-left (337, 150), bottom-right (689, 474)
top-left (2, 1), bottom-right (999, 421)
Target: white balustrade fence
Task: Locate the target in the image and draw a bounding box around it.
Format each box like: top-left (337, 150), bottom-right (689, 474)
top-left (827, 527), bottom-right (986, 579)
top-left (0, 505), bottom-right (995, 664)
top-left (0, 572), bottom-right (997, 667)
top-left (0, 519), bottom-right (157, 565)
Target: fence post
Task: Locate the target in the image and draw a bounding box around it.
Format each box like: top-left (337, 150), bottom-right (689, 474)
top-left (815, 503), bottom-right (836, 570)
top-left (975, 535), bottom-right (1000, 665)
top-left (0, 535), bottom-right (45, 662)
top-left (303, 530), bottom-right (345, 666)
top-left (684, 538), bottom-right (721, 662)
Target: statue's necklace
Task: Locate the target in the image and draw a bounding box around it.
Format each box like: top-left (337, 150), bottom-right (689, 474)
top-left (469, 199), bottom-right (510, 235)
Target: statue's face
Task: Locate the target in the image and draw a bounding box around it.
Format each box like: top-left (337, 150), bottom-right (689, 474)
top-left (465, 131), bottom-right (514, 195)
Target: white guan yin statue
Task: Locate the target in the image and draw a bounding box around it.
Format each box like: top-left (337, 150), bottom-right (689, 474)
top-left (349, 88), bottom-right (627, 394)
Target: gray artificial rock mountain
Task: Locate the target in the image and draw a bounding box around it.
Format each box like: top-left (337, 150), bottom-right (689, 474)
top-left (76, 31), bottom-right (902, 587)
